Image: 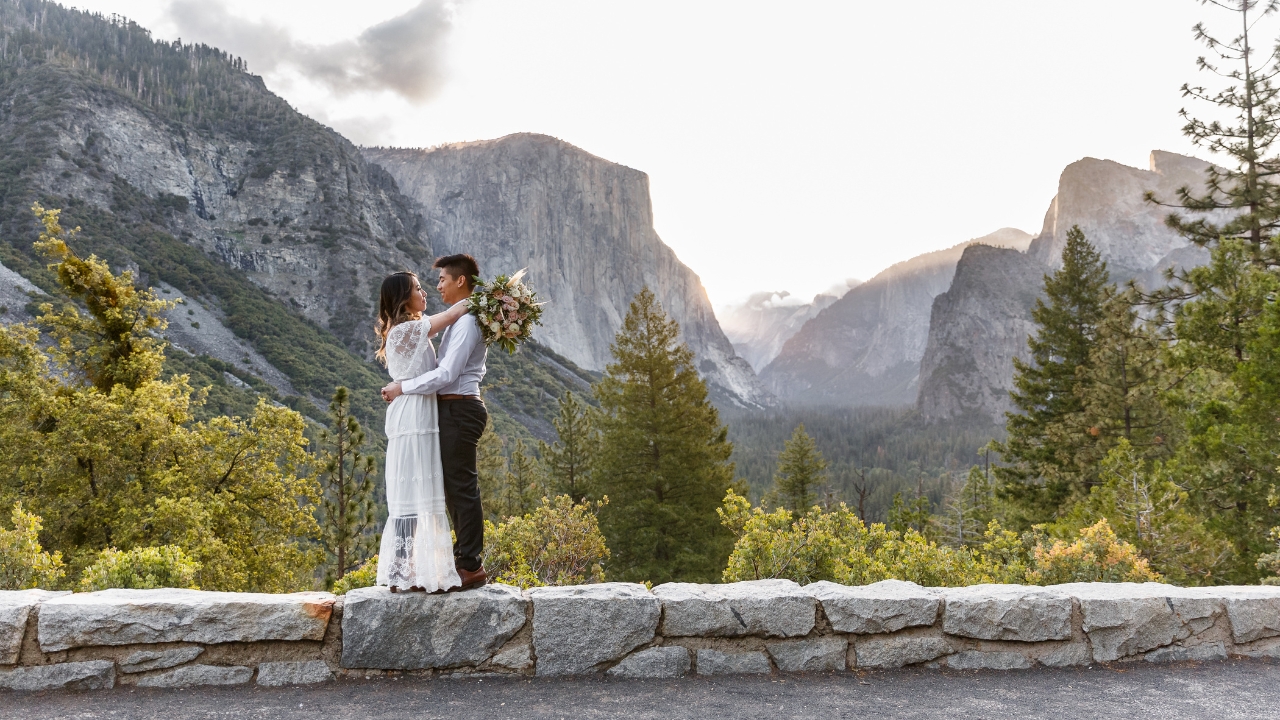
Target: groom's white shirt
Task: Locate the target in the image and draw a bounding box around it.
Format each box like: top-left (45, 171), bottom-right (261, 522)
top-left (401, 314), bottom-right (487, 397)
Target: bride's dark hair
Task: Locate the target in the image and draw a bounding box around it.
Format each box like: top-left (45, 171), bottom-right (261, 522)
top-left (375, 271), bottom-right (420, 365)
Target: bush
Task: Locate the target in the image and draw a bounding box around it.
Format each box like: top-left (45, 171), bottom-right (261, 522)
top-left (333, 556), bottom-right (378, 595)
top-left (79, 546), bottom-right (201, 591)
top-left (483, 495), bottom-right (609, 589)
top-left (719, 491), bottom-right (1161, 587)
top-left (719, 490), bottom-right (988, 586)
top-left (1027, 519), bottom-right (1161, 585)
top-left (0, 503), bottom-right (65, 590)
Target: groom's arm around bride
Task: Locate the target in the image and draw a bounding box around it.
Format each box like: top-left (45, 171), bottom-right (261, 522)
top-left (382, 254), bottom-right (490, 589)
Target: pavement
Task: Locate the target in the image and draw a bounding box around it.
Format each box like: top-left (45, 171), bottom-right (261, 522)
top-left (4, 658), bottom-right (1279, 720)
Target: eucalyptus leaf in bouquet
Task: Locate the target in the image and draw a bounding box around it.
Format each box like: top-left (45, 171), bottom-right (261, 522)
top-left (467, 268), bottom-right (545, 353)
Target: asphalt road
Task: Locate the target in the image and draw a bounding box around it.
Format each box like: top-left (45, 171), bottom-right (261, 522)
top-left (4, 659), bottom-right (1279, 720)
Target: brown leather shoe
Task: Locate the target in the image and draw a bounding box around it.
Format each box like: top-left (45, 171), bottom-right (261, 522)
top-left (450, 565), bottom-right (487, 591)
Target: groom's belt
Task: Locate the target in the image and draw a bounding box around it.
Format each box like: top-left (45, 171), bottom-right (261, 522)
top-left (438, 394), bottom-right (481, 401)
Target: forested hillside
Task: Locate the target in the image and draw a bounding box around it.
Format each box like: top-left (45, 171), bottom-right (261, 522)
top-left (725, 407), bottom-right (1000, 522)
top-left (0, 0), bottom-right (589, 439)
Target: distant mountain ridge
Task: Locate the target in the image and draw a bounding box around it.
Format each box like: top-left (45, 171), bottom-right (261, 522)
top-left (758, 228), bottom-right (1032, 407)
top-left (718, 280), bottom-right (860, 372)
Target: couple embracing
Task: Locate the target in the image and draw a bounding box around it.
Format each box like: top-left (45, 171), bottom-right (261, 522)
top-left (374, 253), bottom-right (488, 594)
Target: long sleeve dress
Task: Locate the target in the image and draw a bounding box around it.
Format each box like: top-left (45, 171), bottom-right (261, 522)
top-left (376, 318), bottom-right (462, 592)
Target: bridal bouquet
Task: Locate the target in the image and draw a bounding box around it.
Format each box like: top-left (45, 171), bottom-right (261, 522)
top-left (467, 269), bottom-right (545, 353)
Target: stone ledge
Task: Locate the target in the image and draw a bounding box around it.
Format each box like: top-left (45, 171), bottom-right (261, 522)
top-left (654, 580), bottom-right (816, 638)
top-left (0, 590), bottom-right (66, 664)
top-left (0, 581), bottom-right (1275, 685)
top-left (804, 580), bottom-right (938, 635)
top-left (38, 589), bottom-right (335, 651)
top-left (340, 585), bottom-right (527, 670)
top-left (530, 583), bottom-right (660, 676)
top-left (942, 585), bottom-right (1073, 642)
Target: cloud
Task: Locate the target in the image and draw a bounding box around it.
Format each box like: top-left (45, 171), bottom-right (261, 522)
top-left (166, 0), bottom-right (459, 103)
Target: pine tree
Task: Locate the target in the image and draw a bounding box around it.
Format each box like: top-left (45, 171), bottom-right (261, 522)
top-left (479, 432), bottom-right (545, 522)
top-left (539, 392), bottom-right (599, 503)
top-left (763, 424), bottom-right (828, 514)
top-left (317, 386), bottom-right (378, 585)
top-left (1069, 289), bottom-right (1173, 471)
top-left (593, 288), bottom-right (738, 583)
top-left (1146, 0), bottom-right (1280, 265)
top-left (995, 226), bottom-right (1110, 526)
top-left (942, 465), bottom-right (999, 548)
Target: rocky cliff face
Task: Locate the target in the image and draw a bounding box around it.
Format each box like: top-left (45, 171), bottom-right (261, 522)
top-left (363, 136), bottom-right (773, 408)
top-left (915, 151), bottom-right (1215, 422)
top-left (22, 80), bottom-right (428, 359)
top-left (915, 245), bottom-right (1045, 421)
top-left (759, 229), bottom-right (1032, 407)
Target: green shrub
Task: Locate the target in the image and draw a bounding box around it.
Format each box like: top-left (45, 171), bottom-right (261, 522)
top-left (79, 546), bottom-right (201, 591)
top-left (483, 495), bottom-right (609, 589)
top-left (333, 556), bottom-right (378, 595)
top-left (719, 491), bottom-right (1161, 587)
top-left (719, 490), bottom-right (987, 586)
top-left (0, 503), bottom-right (65, 590)
top-left (1028, 519), bottom-right (1161, 584)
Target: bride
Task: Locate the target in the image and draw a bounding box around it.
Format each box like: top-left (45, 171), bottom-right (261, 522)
top-left (374, 271), bottom-right (469, 593)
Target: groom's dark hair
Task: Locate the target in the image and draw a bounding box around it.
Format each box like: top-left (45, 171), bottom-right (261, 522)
top-left (434, 254), bottom-right (480, 290)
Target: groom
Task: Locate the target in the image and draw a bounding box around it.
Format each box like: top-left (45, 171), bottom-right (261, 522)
top-left (381, 254), bottom-right (489, 591)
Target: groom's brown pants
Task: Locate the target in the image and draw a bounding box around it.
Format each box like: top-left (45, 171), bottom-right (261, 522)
top-left (438, 396), bottom-right (488, 572)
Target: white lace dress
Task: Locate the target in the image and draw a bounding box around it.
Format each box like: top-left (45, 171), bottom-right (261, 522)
top-left (376, 318), bottom-right (462, 592)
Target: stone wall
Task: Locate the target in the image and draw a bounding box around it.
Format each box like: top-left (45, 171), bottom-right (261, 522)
top-left (3, 581), bottom-right (1279, 691)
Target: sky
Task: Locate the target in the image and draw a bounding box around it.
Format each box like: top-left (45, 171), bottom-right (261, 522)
top-left (60, 0), bottom-right (1275, 306)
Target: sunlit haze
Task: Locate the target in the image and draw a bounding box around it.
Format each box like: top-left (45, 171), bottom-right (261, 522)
top-left (61, 0), bottom-right (1276, 306)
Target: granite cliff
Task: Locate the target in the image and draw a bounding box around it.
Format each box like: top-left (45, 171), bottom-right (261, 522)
top-left (916, 151), bottom-right (1215, 422)
top-left (758, 229), bottom-right (1032, 407)
top-left (363, 137), bottom-right (773, 408)
top-left (0, 2), bottom-right (592, 436)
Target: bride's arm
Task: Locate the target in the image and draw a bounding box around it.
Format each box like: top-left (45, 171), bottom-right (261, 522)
top-left (425, 300), bottom-right (470, 338)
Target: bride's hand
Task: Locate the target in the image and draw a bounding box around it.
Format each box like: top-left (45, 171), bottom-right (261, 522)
top-left (381, 382), bottom-right (403, 402)
top-left (426, 300), bottom-right (470, 335)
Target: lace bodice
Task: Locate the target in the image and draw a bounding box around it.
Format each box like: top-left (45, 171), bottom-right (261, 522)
top-left (385, 318), bottom-right (436, 381)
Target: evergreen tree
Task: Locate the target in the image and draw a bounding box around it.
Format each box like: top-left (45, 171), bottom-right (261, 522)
top-left (1070, 289), bottom-right (1173, 470)
top-left (941, 465), bottom-right (999, 548)
top-left (996, 226), bottom-right (1110, 525)
top-left (539, 392), bottom-right (599, 503)
top-left (479, 431), bottom-right (545, 522)
top-left (763, 424), bottom-right (828, 514)
top-left (1146, 0), bottom-right (1280, 264)
top-left (317, 386), bottom-right (378, 586)
top-left (593, 288), bottom-right (737, 583)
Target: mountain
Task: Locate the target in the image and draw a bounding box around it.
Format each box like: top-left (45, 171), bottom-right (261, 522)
top-left (758, 228), bottom-right (1033, 407)
top-left (717, 280), bottom-right (860, 372)
top-left (0, 2), bottom-right (592, 438)
top-left (916, 151), bottom-right (1214, 423)
top-left (363, 137), bottom-right (773, 409)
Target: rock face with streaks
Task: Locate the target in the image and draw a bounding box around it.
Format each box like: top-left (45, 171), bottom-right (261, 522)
top-left (363, 137), bottom-right (772, 409)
